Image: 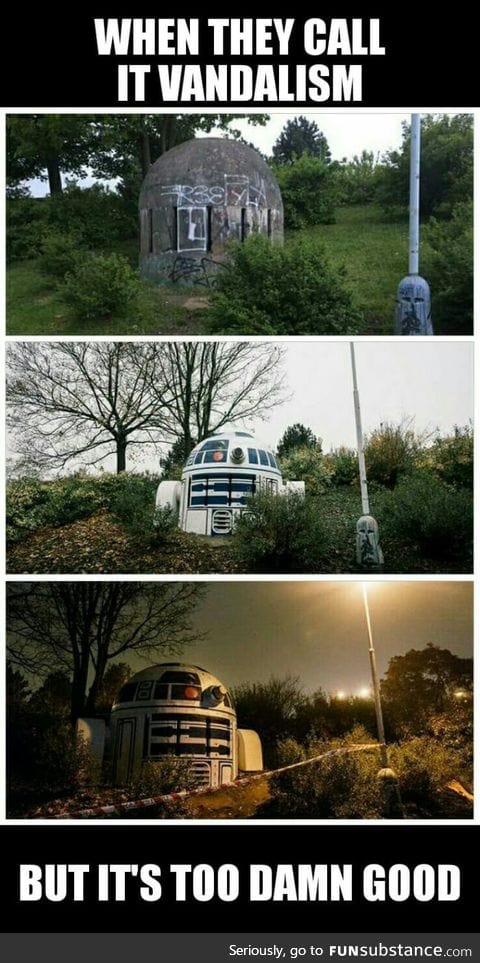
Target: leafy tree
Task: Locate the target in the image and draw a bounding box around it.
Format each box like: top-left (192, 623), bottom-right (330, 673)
top-left (6, 342), bottom-right (286, 474)
top-left (274, 154), bottom-right (336, 228)
top-left (7, 582), bottom-right (204, 723)
top-left (376, 114), bottom-right (473, 220)
top-left (381, 644), bottom-right (473, 735)
top-left (422, 200), bottom-right (473, 335)
top-left (278, 424), bottom-right (318, 456)
top-left (272, 116), bottom-right (331, 165)
top-left (333, 151), bottom-right (381, 205)
top-left (7, 115), bottom-right (99, 195)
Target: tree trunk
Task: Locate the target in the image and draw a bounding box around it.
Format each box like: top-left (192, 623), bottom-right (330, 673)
top-left (46, 156), bottom-right (63, 195)
top-left (141, 129), bottom-right (151, 177)
top-left (116, 437), bottom-right (127, 474)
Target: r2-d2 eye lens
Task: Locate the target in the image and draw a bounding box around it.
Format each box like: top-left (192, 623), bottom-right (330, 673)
top-left (231, 447), bottom-right (245, 462)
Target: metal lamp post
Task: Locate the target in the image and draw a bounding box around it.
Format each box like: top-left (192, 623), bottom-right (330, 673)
top-left (350, 343), bottom-right (383, 570)
top-left (361, 583), bottom-right (403, 817)
top-left (395, 113), bottom-right (433, 335)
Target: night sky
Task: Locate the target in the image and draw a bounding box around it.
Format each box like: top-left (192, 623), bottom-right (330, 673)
top-left (172, 580), bottom-right (473, 695)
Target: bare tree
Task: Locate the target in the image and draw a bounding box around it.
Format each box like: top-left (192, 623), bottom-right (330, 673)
top-left (7, 342), bottom-right (287, 474)
top-left (7, 582), bottom-right (205, 723)
top-left (6, 342), bottom-right (173, 474)
top-left (152, 342), bottom-right (288, 459)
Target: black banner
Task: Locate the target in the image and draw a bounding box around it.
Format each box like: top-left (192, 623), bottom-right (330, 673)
top-left (1, 10), bottom-right (476, 107)
top-left (1, 825), bottom-right (476, 932)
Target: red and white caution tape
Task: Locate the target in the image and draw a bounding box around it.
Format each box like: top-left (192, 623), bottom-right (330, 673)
top-left (54, 742), bottom-right (380, 819)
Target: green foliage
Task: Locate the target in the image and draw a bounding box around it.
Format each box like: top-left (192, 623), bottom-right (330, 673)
top-left (376, 114), bottom-right (473, 220)
top-left (277, 423), bottom-right (318, 457)
top-left (274, 154), bottom-right (336, 228)
top-left (390, 736), bottom-right (472, 810)
top-left (278, 446), bottom-right (331, 496)
top-left (208, 235), bottom-right (360, 336)
top-left (272, 116), bottom-right (332, 165)
top-left (127, 758), bottom-right (194, 797)
top-left (333, 152), bottom-right (382, 206)
top-left (423, 201), bottom-right (473, 335)
top-left (47, 184), bottom-right (137, 248)
top-left (232, 493), bottom-right (335, 573)
top-left (7, 194), bottom-right (50, 262)
top-left (365, 420), bottom-right (419, 488)
top-left (6, 472), bottom-right (159, 545)
top-left (414, 425), bottom-right (473, 490)
top-left (61, 251), bottom-right (141, 320)
top-left (266, 727), bottom-right (383, 819)
top-left (324, 447), bottom-right (358, 486)
top-left (379, 473), bottom-right (473, 559)
top-left (39, 229), bottom-right (84, 278)
top-left (108, 474), bottom-right (164, 537)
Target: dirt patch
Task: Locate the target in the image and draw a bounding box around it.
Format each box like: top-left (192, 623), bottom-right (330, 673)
top-left (183, 296), bottom-right (210, 311)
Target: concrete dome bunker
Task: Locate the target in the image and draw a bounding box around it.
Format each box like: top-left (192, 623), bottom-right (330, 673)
top-left (139, 137), bottom-right (284, 283)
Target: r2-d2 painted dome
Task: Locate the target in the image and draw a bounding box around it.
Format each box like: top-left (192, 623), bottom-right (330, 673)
top-left (156, 430), bottom-right (305, 537)
top-left (110, 662), bottom-right (262, 788)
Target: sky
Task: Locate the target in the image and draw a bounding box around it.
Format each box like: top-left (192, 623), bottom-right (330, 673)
top-left (26, 111), bottom-right (466, 196)
top-left (7, 341), bottom-right (472, 475)
top-left (130, 581), bottom-right (473, 695)
top-left (129, 341), bottom-right (471, 473)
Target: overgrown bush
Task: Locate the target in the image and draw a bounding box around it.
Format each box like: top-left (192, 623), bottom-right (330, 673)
top-left (265, 727), bottom-right (383, 819)
top-left (422, 201), bottom-right (473, 335)
top-left (414, 426), bottom-right (473, 490)
top-left (324, 447), bottom-right (358, 486)
top-left (7, 184), bottom-right (137, 264)
top-left (208, 235), bottom-right (361, 336)
top-left (39, 229), bottom-right (84, 278)
top-left (61, 251), bottom-right (141, 320)
top-left (232, 493), bottom-right (334, 573)
top-left (278, 445), bottom-right (332, 495)
top-left (365, 421), bottom-right (420, 488)
top-left (7, 193), bottom-right (50, 262)
top-left (379, 473), bottom-right (473, 559)
top-left (390, 736), bottom-right (472, 807)
top-left (273, 154), bottom-right (336, 228)
top-left (6, 472), bottom-right (160, 544)
top-left (109, 476), bottom-right (171, 538)
top-left (47, 183), bottom-right (137, 249)
top-left (127, 758), bottom-right (194, 798)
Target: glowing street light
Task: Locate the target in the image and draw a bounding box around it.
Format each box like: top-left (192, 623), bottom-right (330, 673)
top-left (356, 686), bottom-right (371, 699)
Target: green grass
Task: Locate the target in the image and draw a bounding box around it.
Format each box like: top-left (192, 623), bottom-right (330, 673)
top-left (301, 206), bottom-right (410, 335)
top-left (5, 206), bottom-right (427, 337)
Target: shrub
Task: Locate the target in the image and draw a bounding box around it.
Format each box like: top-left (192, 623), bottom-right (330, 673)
top-left (127, 758), bottom-right (194, 798)
top-left (278, 445), bottom-right (332, 495)
top-left (422, 201), bottom-right (473, 334)
top-left (7, 194), bottom-right (50, 262)
top-left (6, 472), bottom-right (160, 545)
top-left (364, 421), bottom-right (420, 488)
top-left (266, 727), bottom-right (383, 819)
top-left (414, 426), bottom-right (473, 490)
top-left (208, 235), bottom-right (361, 335)
top-left (39, 229), bottom-right (84, 278)
top-left (109, 474), bottom-right (166, 538)
top-left (124, 758), bottom-right (194, 817)
top-left (232, 493), bottom-right (334, 573)
top-left (273, 154), bottom-right (336, 228)
top-left (47, 183), bottom-right (137, 249)
top-left (390, 736), bottom-right (472, 805)
top-left (62, 251), bottom-right (141, 320)
top-left (324, 447), bottom-right (358, 486)
top-left (32, 723), bottom-right (100, 796)
top-left (379, 473), bottom-right (473, 559)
